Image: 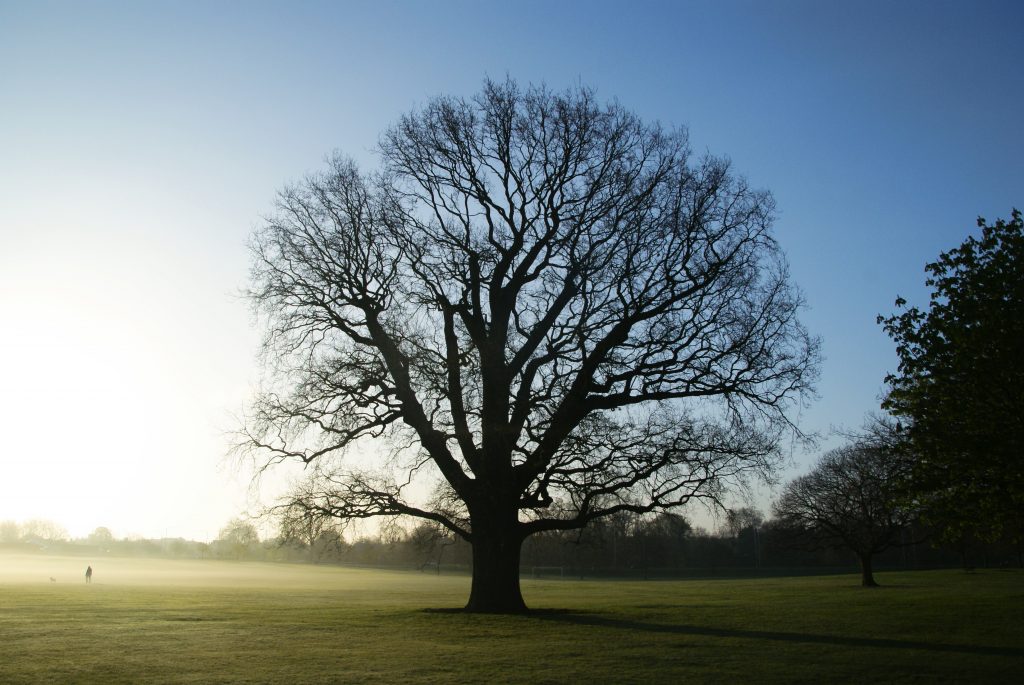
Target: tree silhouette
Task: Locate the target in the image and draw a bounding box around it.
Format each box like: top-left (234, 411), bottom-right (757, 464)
top-left (879, 209), bottom-right (1023, 545)
top-left (774, 438), bottom-right (913, 586)
top-left (242, 79), bottom-right (818, 612)
top-left (88, 527), bottom-right (115, 545)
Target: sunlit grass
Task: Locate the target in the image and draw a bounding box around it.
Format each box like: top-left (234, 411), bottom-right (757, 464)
top-left (0, 554), bottom-right (1020, 683)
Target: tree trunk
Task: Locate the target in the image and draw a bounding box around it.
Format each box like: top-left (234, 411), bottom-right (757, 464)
top-left (465, 516), bottom-right (527, 613)
top-left (858, 552), bottom-right (878, 587)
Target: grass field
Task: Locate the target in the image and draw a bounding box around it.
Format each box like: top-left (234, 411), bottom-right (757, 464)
top-left (0, 554), bottom-right (1021, 683)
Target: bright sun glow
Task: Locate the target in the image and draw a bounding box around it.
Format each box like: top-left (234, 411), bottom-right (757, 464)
top-left (0, 209), bottom-right (257, 541)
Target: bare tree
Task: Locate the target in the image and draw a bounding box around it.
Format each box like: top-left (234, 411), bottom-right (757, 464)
top-left (773, 439), bottom-right (913, 586)
top-left (21, 519), bottom-right (68, 543)
top-left (0, 520), bottom-right (20, 543)
top-left (242, 79), bottom-right (818, 612)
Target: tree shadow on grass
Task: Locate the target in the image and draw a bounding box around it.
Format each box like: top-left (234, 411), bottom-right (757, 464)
top-left (524, 611), bottom-right (1023, 658)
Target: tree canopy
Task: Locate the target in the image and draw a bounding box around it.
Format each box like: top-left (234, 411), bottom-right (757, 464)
top-left (878, 209), bottom-right (1023, 544)
top-left (773, 435), bottom-right (913, 586)
top-left (243, 79), bottom-right (818, 611)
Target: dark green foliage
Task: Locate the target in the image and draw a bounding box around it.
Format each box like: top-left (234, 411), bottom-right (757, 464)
top-left (879, 209), bottom-right (1024, 544)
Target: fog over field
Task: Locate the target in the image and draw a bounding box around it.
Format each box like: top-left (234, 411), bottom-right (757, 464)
top-left (0, 552), bottom-right (471, 598)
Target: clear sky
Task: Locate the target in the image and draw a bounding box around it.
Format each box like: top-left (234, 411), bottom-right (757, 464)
top-left (1, 0), bottom-right (1021, 540)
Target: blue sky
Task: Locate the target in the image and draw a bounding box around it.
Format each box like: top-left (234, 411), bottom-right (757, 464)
top-left (1, 0), bottom-right (1021, 538)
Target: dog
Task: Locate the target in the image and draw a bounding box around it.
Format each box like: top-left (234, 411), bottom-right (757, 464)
top-left (49, 577), bottom-right (56, 583)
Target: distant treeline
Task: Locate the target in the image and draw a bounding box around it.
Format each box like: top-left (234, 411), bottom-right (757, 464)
top-left (3, 512), bottom-right (1019, 578)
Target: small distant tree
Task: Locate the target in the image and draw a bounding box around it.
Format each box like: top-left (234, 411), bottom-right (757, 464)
top-left (725, 506), bottom-right (764, 567)
top-left (648, 511), bottom-right (693, 542)
top-left (879, 209), bottom-right (1023, 545)
top-left (643, 512), bottom-right (693, 569)
top-left (88, 527), bottom-right (115, 545)
top-left (218, 518), bottom-right (260, 559)
top-left (773, 440), bottom-right (913, 586)
top-left (725, 506), bottom-right (764, 538)
top-left (168, 538), bottom-right (191, 558)
top-left (407, 521), bottom-right (456, 572)
top-left (275, 481), bottom-right (349, 562)
top-left (312, 528), bottom-right (347, 562)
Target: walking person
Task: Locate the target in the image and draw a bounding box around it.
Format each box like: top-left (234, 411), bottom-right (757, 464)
top-left (85, 565), bottom-right (92, 584)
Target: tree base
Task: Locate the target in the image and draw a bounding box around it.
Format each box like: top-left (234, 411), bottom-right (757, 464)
top-left (463, 599), bottom-right (529, 614)
top-left (859, 553), bottom-right (879, 587)
top-left (465, 528), bottom-right (528, 613)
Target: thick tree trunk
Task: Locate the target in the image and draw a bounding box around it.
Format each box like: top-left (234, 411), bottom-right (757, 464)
top-left (465, 517), bottom-right (527, 613)
top-left (859, 552), bottom-right (879, 587)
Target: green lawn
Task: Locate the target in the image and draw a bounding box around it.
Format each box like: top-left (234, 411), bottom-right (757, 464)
top-left (0, 554), bottom-right (1020, 683)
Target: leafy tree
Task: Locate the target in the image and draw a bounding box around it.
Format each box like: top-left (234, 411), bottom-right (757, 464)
top-left (219, 518), bottom-right (259, 544)
top-left (242, 79), bottom-right (818, 612)
top-left (773, 440), bottom-right (913, 586)
top-left (648, 512), bottom-right (693, 542)
top-left (217, 518), bottom-right (259, 559)
top-left (725, 506), bottom-right (764, 567)
top-left (88, 526), bottom-right (115, 545)
top-left (639, 512), bottom-right (693, 570)
top-left (311, 528), bottom-right (347, 562)
top-left (725, 506), bottom-right (764, 539)
top-left (879, 210), bottom-right (1023, 544)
